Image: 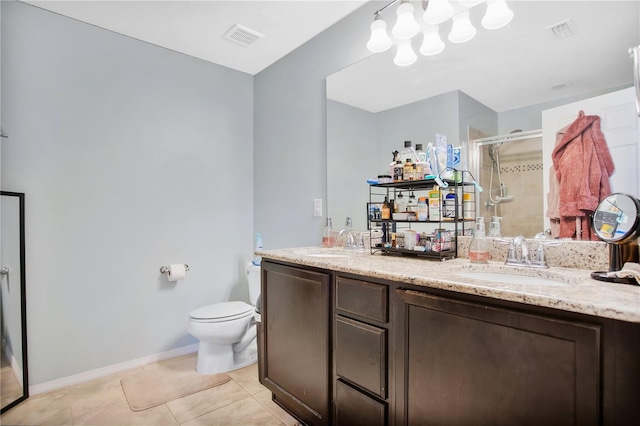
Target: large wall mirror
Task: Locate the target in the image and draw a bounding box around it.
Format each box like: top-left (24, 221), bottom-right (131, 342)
top-left (327, 0), bottom-right (639, 236)
top-left (1, 191), bottom-right (29, 413)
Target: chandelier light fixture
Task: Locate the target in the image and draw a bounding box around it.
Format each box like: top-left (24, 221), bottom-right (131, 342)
top-left (366, 0), bottom-right (514, 67)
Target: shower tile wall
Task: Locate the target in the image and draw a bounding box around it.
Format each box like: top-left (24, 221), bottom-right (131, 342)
top-left (480, 138), bottom-right (544, 238)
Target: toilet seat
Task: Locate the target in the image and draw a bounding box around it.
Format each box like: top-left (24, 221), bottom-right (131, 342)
top-left (189, 301), bottom-right (254, 323)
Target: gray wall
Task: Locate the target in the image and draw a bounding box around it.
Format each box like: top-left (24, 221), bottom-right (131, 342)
top-left (1, 2), bottom-right (253, 385)
top-left (327, 100), bottom-right (376, 231)
top-left (254, 1), bottom-right (380, 249)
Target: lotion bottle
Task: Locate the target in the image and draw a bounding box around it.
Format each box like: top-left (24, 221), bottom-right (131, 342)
top-left (468, 217), bottom-right (489, 264)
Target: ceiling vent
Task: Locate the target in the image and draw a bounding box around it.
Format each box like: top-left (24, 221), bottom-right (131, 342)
top-left (546, 19), bottom-right (577, 40)
top-left (223, 24), bottom-right (265, 47)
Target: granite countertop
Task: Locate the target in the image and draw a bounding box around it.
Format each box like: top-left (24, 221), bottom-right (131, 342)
top-left (258, 246), bottom-right (640, 324)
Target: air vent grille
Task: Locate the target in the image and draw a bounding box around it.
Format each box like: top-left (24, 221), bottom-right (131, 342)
top-left (546, 19), bottom-right (577, 40)
top-left (224, 24), bottom-right (265, 47)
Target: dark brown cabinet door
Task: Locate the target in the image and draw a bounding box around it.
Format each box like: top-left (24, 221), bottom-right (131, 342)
top-left (335, 380), bottom-right (387, 426)
top-left (395, 289), bottom-right (601, 426)
top-left (259, 261), bottom-right (331, 426)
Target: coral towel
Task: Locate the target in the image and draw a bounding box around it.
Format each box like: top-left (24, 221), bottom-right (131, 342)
top-left (551, 110), bottom-right (615, 240)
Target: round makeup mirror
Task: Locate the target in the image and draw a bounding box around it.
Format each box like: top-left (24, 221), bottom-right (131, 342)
top-left (591, 193), bottom-right (640, 284)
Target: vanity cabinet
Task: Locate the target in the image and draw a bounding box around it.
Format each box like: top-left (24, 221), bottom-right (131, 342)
top-left (259, 261), bottom-right (331, 426)
top-left (334, 276), bottom-right (389, 426)
top-left (394, 289), bottom-right (601, 425)
top-left (259, 259), bottom-right (640, 426)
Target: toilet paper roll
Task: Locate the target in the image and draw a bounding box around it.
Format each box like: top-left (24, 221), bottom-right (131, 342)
top-left (167, 264), bottom-right (186, 282)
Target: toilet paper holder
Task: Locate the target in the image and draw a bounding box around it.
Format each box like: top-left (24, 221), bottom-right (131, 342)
top-left (160, 264), bottom-right (190, 274)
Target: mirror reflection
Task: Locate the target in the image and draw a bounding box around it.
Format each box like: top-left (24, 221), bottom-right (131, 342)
top-left (1, 192), bottom-right (28, 413)
top-left (327, 0), bottom-right (639, 236)
top-left (593, 193), bottom-right (640, 242)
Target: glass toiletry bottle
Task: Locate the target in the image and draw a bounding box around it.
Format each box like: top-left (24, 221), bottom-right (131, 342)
top-left (407, 191), bottom-right (417, 212)
top-left (395, 192), bottom-right (406, 213)
top-left (381, 196), bottom-right (391, 220)
top-left (322, 217), bottom-right (335, 247)
top-left (403, 158), bottom-right (414, 181)
top-left (488, 216), bottom-right (502, 237)
top-left (393, 160), bottom-right (404, 182)
top-left (469, 217), bottom-right (489, 263)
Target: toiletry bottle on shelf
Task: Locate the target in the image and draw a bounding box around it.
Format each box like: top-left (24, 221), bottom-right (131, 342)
top-left (443, 189), bottom-right (457, 220)
top-left (463, 193), bottom-right (475, 220)
top-left (393, 160), bottom-right (404, 182)
top-left (417, 196), bottom-right (428, 221)
top-left (381, 197), bottom-right (391, 220)
top-left (428, 185), bottom-right (441, 221)
top-left (395, 192), bottom-right (406, 213)
top-left (469, 217), bottom-right (489, 263)
top-left (403, 159), bottom-right (414, 181)
top-left (488, 216), bottom-right (502, 237)
top-left (400, 140), bottom-right (413, 163)
top-left (322, 217), bottom-right (335, 247)
top-left (389, 150), bottom-right (399, 177)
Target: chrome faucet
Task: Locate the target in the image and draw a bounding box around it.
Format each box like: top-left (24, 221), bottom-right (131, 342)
top-left (503, 235), bottom-right (560, 268)
top-left (513, 235), bottom-right (530, 264)
top-left (339, 217), bottom-right (356, 249)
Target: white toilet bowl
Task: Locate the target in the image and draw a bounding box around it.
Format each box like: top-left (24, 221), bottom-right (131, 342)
top-left (187, 263), bottom-right (261, 374)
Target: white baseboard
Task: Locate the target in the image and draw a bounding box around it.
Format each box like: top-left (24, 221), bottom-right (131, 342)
top-left (29, 343), bottom-right (198, 396)
top-left (2, 339), bottom-right (24, 388)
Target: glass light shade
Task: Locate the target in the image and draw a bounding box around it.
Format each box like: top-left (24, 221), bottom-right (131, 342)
top-left (459, 0), bottom-right (484, 6)
top-left (394, 40), bottom-right (417, 67)
top-left (448, 10), bottom-right (477, 43)
top-left (392, 1), bottom-right (420, 39)
top-left (423, 0), bottom-right (454, 25)
top-left (366, 19), bottom-right (392, 52)
top-left (419, 26), bottom-right (445, 56)
top-left (482, 0), bottom-right (514, 29)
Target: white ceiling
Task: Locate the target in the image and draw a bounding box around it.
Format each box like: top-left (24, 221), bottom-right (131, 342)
top-left (328, 0), bottom-right (640, 113)
top-left (23, 0), bottom-right (368, 75)
top-left (20, 1), bottom-right (640, 113)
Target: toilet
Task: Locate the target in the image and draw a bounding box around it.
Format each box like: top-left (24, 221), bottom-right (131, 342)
top-left (187, 262), bottom-right (261, 374)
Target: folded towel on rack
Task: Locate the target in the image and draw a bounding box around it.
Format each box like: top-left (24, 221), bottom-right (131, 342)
top-left (607, 262), bottom-right (640, 285)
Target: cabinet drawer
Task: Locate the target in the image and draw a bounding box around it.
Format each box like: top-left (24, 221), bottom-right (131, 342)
top-left (335, 379), bottom-right (386, 426)
top-left (335, 316), bottom-right (387, 398)
top-left (336, 277), bottom-right (388, 323)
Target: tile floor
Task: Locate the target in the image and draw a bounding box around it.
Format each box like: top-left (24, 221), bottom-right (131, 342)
top-left (0, 353), bottom-right (300, 425)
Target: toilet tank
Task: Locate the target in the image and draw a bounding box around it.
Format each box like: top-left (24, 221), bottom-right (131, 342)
top-left (245, 262), bottom-right (261, 306)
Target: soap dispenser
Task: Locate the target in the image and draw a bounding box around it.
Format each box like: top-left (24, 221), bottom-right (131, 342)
top-left (488, 216), bottom-right (502, 237)
top-left (469, 217), bottom-right (489, 264)
top-left (322, 217), bottom-right (335, 247)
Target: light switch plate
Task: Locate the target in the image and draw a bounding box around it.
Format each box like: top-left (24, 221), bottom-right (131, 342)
top-left (313, 199), bottom-right (322, 217)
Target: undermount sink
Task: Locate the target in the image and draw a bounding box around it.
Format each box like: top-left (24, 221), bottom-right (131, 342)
top-left (455, 271), bottom-right (567, 286)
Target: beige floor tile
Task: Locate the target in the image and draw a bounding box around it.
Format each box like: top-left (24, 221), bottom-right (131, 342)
top-left (1, 366), bottom-right (24, 407)
top-left (0, 388), bottom-right (72, 426)
top-left (67, 368), bottom-right (143, 418)
top-left (253, 389), bottom-right (300, 426)
top-left (227, 363), bottom-right (264, 395)
top-left (143, 353), bottom-right (197, 373)
top-left (71, 400), bottom-right (178, 426)
top-left (181, 396), bottom-right (283, 426)
top-left (166, 380), bottom-right (250, 424)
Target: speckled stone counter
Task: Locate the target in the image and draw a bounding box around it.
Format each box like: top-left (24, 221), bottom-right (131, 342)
top-left (258, 246), bottom-right (640, 323)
